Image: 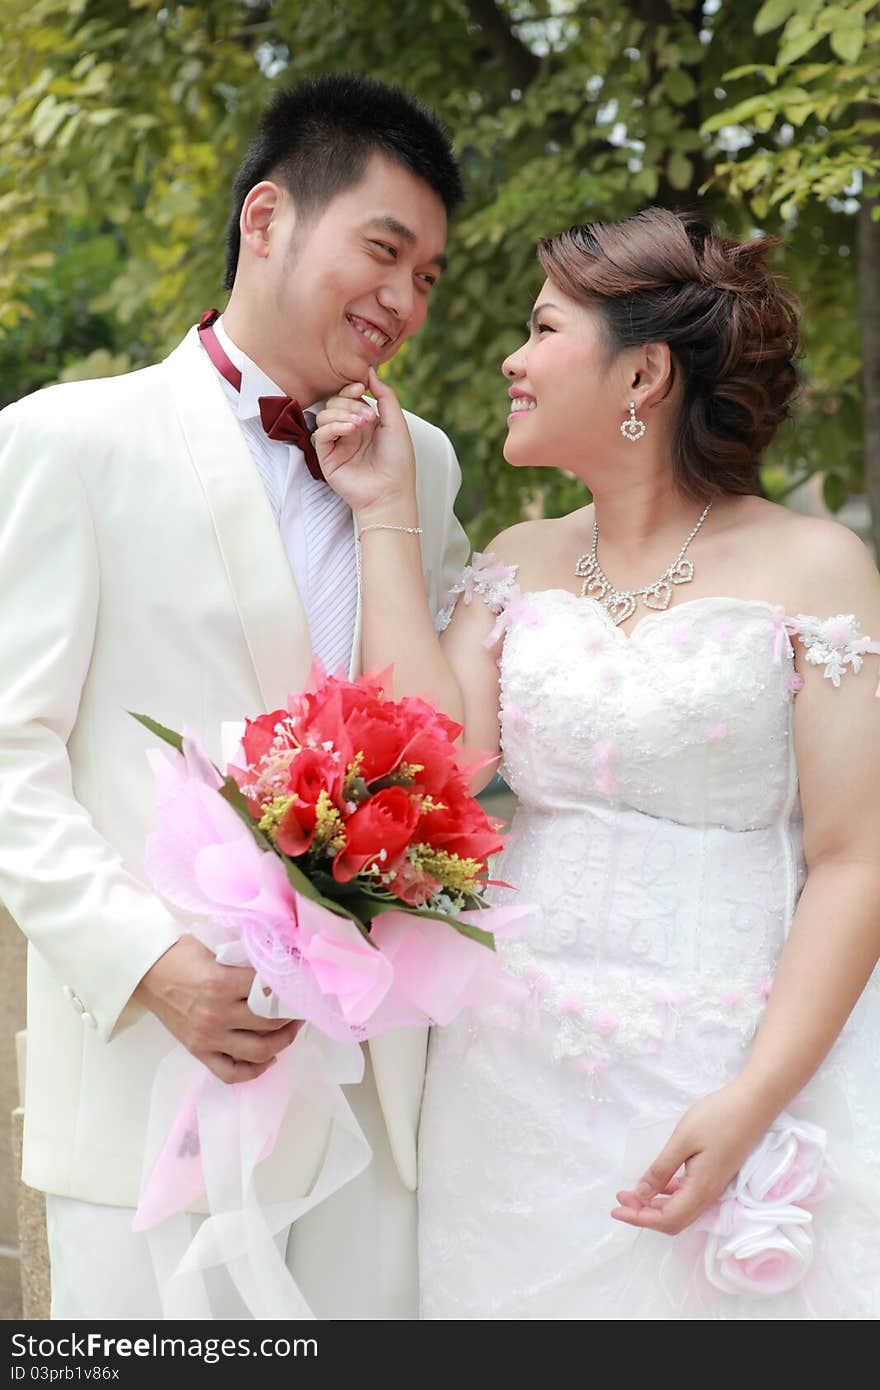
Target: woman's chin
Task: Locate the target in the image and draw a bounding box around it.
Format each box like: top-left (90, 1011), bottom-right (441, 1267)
top-left (503, 435), bottom-right (538, 468)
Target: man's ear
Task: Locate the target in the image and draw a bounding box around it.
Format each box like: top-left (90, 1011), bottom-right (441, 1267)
top-left (239, 181), bottom-right (286, 262)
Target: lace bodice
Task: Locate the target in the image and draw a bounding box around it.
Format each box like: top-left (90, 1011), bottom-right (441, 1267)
top-left (438, 553), bottom-right (880, 831)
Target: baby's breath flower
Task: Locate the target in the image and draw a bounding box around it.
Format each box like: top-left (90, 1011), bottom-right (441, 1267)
top-left (408, 844), bottom-right (483, 896)
top-left (311, 790), bottom-right (347, 856)
top-left (258, 794), bottom-right (297, 842)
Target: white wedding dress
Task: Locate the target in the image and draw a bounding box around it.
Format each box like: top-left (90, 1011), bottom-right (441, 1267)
top-left (418, 556), bottom-right (880, 1319)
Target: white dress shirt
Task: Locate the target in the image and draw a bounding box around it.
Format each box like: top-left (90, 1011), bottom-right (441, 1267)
top-left (209, 316), bottom-right (358, 676)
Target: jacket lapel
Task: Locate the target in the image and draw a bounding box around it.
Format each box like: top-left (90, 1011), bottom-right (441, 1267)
top-left (163, 328), bottom-right (314, 712)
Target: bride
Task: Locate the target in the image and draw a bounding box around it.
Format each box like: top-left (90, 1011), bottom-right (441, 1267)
top-left (313, 208), bottom-right (880, 1319)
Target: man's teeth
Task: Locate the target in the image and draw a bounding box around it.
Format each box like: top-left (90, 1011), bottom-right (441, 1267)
top-left (350, 316), bottom-right (389, 348)
top-left (510, 398), bottom-right (536, 412)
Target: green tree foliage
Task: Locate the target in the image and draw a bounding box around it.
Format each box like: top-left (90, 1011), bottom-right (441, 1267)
top-left (0, 0), bottom-right (876, 544)
top-left (705, 0), bottom-right (880, 552)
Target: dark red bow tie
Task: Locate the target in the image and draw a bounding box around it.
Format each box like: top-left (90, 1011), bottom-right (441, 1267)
top-left (198, 309), bottom-right (324, 481)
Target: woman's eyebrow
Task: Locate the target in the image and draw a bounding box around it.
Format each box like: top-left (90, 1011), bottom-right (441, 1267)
top-left (528, 302), bottom-right (561, 329)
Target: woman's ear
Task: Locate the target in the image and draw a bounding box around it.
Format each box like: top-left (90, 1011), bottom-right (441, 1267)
top-left (636, 341), bottom-right (673, 406)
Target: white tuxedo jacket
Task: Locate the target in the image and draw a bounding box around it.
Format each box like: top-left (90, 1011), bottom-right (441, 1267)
top-left (0, 326), bottom-right (469, 1208)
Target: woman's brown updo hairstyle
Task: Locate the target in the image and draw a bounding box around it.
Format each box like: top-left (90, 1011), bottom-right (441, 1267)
top-left (537, 209), bottom-right (800, 500)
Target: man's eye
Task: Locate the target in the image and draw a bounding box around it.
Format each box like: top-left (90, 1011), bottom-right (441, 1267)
top-left (371, 241), bottom-right (397, 258)
top-left (417, 272), bottom-right (438, 288)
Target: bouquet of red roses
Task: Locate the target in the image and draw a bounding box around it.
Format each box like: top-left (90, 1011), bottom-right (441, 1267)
top-left (130, 668), bottom-right (525, 1318)
top-left (134, 667), bottom-right (520, 1041)
top-left (230, 665), bottom-right (505, 925)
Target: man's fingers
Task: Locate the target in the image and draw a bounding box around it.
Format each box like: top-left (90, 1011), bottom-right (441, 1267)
top-left (229, 1003), bottom-right (298, 1032)
top-left (197, 1051), bottom-right (276, 1086)
top-left (222, 1018), bottom-right (302, 1063)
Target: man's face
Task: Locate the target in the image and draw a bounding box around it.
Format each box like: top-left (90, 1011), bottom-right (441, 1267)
top-left (260, 153), bottom-right (449, 403)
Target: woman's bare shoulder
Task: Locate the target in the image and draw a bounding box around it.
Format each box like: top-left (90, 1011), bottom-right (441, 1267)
top-left (485, 508), bottom-right (591, 575)
top-left (727, 497), bottom-right (877, 617)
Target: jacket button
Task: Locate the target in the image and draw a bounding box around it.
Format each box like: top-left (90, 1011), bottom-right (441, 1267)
top-left (61, 985), bottom-right (74, 1001)
top-left (70, 996), bottom-right (85, 1014)
top-left (80, 1012), bottom-right (97, 1029)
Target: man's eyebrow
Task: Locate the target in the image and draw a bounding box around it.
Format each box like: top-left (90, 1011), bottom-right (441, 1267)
top-left (528, 302), bottom-right (561, 330)
top-left (365, 215), bottom-right (447, 270)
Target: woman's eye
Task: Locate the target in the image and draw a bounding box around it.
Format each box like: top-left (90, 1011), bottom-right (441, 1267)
top-left (536, 323), bottom-right (554, 334)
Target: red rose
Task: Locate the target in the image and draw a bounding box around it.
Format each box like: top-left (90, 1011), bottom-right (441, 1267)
top-left (343, 703), bottom-right (413, 784)
top-left (275, 747), bottom-right (343, 855)
top-left (238, 709), bottom-right (288, 771)
top-left (333, 786), bottom-right (421, 882)
top-left (288, 684), bottom-right (354, 770)
top-left (396, 694), bottom-right (462, 747)
top-left (415, 781), bottom-right (505, 866)
top-left (398, 726), bottom-right (462, 798)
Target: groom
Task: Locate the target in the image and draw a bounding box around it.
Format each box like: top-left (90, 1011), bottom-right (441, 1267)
top-left (0, 73), bottom-right (468, 1320)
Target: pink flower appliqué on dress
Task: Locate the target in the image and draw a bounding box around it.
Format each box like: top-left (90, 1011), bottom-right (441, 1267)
top-left (700, 1114), bottom-right (829, 1298)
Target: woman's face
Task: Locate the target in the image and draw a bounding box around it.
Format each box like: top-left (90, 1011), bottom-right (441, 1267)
top-left (501, 279), bottom-right (625, 475)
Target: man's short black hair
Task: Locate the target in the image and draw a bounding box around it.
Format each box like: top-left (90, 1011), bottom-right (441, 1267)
top-left (223, 72), bottom-right (464, 289)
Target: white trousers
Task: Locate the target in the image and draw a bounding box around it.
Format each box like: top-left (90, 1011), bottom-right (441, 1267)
top-left (46, 1051), bottom-right (417, 1321)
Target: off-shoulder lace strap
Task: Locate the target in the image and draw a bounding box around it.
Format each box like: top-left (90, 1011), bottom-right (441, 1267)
top-left (782, 612), bottom-right (880, 696)
top-left (435, 550), bottom-right (521, 634)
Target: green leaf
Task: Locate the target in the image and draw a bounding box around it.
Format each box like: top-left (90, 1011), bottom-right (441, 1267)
top-left (754, 0), bottom-right (797, 36)
top-left (30, 95), bottom-right (67, 148)
top-left (364, 899), bottom-right (497, 950)
top-left (822, 473), bottom-right (849, 513)
top-left (129, 711), bottom-right (183, 753)
top-left (830, 27), bottom-right (866, 62)
top-left (631, 167), bottom-right (660, 197)
top-left (778, 30), bottom-right (823, 64)
top-left (723, 64), bottom-right (779, 82)
top-left (667, 151), bottom-right (694, 190)
top-left (663, 67), bottom-right (697, 106)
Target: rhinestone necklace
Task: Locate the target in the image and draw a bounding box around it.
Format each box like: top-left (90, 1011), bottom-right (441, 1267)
top-left (575, 502), bottom-right (713, 626)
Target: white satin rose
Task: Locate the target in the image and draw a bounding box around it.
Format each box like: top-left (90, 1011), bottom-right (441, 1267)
top-left (702, 1114), bottom-right (829, 1298)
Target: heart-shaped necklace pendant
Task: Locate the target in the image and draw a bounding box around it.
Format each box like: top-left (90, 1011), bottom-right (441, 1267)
top-left (643, 580), bottom-right (672, 610)
top-left (583, 573), bottom-right (609, 601)
top-left (575, 554), bottom-right (595, 581)
top-left (574, 503), bottom-right (711, 622)
top-left (605, 591), bottom-right (637, 625)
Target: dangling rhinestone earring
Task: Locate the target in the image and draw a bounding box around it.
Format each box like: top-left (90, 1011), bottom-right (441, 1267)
top-left (620, 400), bottom-right (646, 442)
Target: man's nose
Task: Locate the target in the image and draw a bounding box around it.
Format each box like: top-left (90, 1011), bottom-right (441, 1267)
top-left (377, 273), bottom-right (414, 323)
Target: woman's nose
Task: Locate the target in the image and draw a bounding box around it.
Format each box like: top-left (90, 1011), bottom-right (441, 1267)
top-left (502, 349), bottom-right (522, 379)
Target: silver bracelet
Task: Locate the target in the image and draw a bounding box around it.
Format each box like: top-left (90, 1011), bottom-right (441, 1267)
top-left (357, 523), bottom-right (423, 540)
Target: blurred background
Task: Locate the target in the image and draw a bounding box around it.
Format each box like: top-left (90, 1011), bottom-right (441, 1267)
top-left (0, 0), bottom-right (878, 553)
top-left (0, 0), bottom-right (878, 1318)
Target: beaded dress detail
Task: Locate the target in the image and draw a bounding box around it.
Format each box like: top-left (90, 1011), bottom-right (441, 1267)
top-left (419, 554), bottom-right (880, 1320)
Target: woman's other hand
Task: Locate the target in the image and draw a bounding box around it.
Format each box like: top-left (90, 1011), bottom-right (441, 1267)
top-left (611, 1079), bottom-right (778, 1236)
